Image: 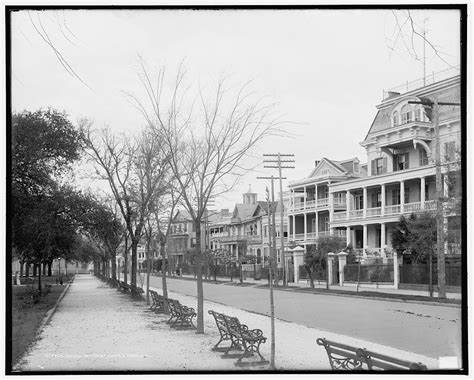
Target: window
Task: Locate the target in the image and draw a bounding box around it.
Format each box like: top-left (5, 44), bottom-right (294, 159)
top-left (371, 192), bottom-right (382, 208)
top-left (371, 157), bottom-right (387, 175)
top-left (404, 187), bottom-right (410, 204)
top-left (414, 107), bottom-right (421, 121)
top-left (353, 161), bottom-right (360, 173)
top-left (391, 189), bottom-right (400, 205)
top-left (321, 169), bottom-right (329, 175)
top-left (392, 111), bottom-right (399, 127)
top-left (393, 153), bottom-right (409, 171)
top-left (418, 149), bottom-right (429, 166)
top-left (355, 194), bottom-right (364, 210)
top-left (324, 187), bottom-right (329, 199)
top-left (401, 104), bottom-right (413, 124)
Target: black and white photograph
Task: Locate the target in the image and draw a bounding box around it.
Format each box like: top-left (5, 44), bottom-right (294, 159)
top-left (6, 3), bottom-right (468, 375)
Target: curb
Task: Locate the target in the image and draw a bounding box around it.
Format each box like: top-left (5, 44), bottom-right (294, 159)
top-left (165, 275), bottom-right (461, 308)
top-left (39, 275), bottom-right (76, 331)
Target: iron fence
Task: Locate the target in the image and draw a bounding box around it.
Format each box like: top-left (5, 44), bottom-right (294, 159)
top-left (344, 264), bottom-right (393, 283)
top-left (399, 263), bottom-right (461, 286)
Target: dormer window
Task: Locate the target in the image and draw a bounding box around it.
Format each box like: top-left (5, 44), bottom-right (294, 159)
top-left (414, 105), bottom-right (422, 121)
top-left (353, 161), bottom-right (360, 173)
top-left (401, 104), bottom-right (413, 124)
top-left (392, 111), bottom-right (399, 127)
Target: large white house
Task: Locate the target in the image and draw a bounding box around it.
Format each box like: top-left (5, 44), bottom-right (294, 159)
top-left (289, 71), bottom-right (461, 266)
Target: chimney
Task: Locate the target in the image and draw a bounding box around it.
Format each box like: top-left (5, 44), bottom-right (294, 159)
top-left (385, 91), bottom-right (401, 100)
top-left (220, 208), bottom-right (229, 215)
top-left (314, 160), bottom-right (320, 167)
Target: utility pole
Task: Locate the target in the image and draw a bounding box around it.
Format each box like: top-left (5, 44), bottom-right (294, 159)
top-left (409, 97), bottom-right (460, 300)
top-left (257, 181), bottom-right (276, 369)
top-left (263, 153), bottom-right (295, 286)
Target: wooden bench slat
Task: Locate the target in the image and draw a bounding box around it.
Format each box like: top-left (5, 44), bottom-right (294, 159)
top-left (317, 337), bottom-right (427, 371)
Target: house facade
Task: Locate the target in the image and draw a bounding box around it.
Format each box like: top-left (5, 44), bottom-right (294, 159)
top-left (288, 72), bottom-right (461, 266)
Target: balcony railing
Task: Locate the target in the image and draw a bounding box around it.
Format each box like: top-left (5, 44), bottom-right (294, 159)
top-left (333, 197), bottom-right (347, 207)
top-left (385, 205), bottom-right (401, 215)
top-left (317, 198), bottom-right (329, 207)
top-left (404, 202), bottom-right (422, 213)
top-left (333, 229), bottom-right (347, 238)
top-left (424, 200), bottom-right (437, 210)
top-left (349, 209), bottom-right (364, 219)
top-left (306, 232), bottom-right (318, 240)
top-left (333, 212), bottom-right (347, 221)
top-left (366, 207), bottom-right (381, 216)
top-left (305, 200), bottom-right (316, 209)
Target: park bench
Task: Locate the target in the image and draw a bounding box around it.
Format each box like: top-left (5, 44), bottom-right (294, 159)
top-left (149, 290), bottom-right (166, 313)
top-left (120, 281), bottom-right (131, 293)
top-left (316, 338), bottom-right (428, 371)
top-left (208, 309), bottom-right (268, 367)
top-left (165, 298), bottom-right (196, 330)
top-left (131, 285), bottom-right (144, 299)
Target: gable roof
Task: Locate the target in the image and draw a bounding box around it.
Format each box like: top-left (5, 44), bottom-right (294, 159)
top-left (308, 157), bottom-right (347, 178)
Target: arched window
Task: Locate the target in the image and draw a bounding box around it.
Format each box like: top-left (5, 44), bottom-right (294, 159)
top-left (392, 111), bottom-right (399, 127)
top-left (413, 105), bottom-right (422, 121)
top-left (401, 104), bottom-right (413, 124)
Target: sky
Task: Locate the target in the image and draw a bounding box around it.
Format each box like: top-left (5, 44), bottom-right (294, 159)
top-left (10, 7), bottom-right (462, 210)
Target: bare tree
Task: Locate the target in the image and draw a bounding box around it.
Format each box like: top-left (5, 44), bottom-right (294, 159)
top-left (82, 123), bottom-right (171, 291)
top-left (126, 61), bottom-right (286, 333)
top-left (385, 10), bottom-right (458, 68)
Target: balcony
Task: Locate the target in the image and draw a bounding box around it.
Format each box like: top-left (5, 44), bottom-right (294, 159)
top-left (384, 205), bottom-right (400, 215)
top-left (349, 209), bottom-right (364, 219)
top-left (333, 212), bottom-right (347, 221)
top-left (366, 207), bottom-right (381, 216)
top-left (333, 197), bottom-right (347, 207)
top-left (291, 198), bottom-right (331, 212)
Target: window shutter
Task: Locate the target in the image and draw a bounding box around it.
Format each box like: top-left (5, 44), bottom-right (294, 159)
top-left (404, 187), bottom-right (410, 204)
top-left (371, 160), bottom-right (376, 175)
top-left (405, 153), bottom-right (410, 169)
top-left (383, 157), bottom-right (387, 174)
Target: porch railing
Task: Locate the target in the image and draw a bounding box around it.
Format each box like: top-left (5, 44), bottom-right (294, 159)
top-left (404, 201), bottom-right (422, 213)
top-left (349, 209), bottom-right (364, 219)
top-left (366, 207), bottom-right (381, 216)
top-left (333, 211), bottom-right (347, 221)
top-left (385, 205), bottom-right (401, 215)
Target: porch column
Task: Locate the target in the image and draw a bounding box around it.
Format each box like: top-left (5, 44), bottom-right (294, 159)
top-left (346, 226), bottom-right (351, 246)
top-left (400, 181), bottom-right (405, 214)
top-left (315, 183), bottom-right (318, 204)
top-left (362, 224), bottom-right (368, 257)
top-left (315, 211), bottom-right (319, 237)
top-left (292, 215), bottom-right (296, 241)
top-left (346, 190), bottom-right (351, 220)
top-left (290, 189), bottom-right (294, 212)
top-left (329, 192), bottom-right (334, 222)
top-left (400, 180), bottom-right (405, 213)
top-left (303, 186), bottom-right (307, 210)
top-left (363, 187), bottom-right (367, 218)
top-left (304, 213), bottom-right (307, 241)
top-left (420, 177), bottom-right (426, 209)
top-left (381, 184), bottom-right (386, 216)
top-left (381, 222), bottom-right (386, 256)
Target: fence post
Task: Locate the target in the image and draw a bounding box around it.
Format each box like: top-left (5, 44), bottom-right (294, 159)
top-left (327, 253), bottom-right (335, 286)
top-left (337, 252), bottom-right (347, 287)
top-left (393, 251), bottom-right (399, 289)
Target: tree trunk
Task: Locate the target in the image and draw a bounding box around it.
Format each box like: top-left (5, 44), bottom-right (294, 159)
top-left (38, 261), bottom-right (42, 295)
top-left (111, 252), bottom-right (117, 280)
top-left (131, 239), bottom-right (138, 287)
top-left (33, 264), bottom-right (37, 277)
top-left (47, 261), bottom-right (52, 276)
top-left (308, 270), bottom-right (315, 288)
top-left (195, 220), bottom-right (204, 334)
top-left (124, 234), bottom-right (128, 284)
top-left (146, 239), bottom-right (151, 306)
top-left (20, 259), bottom-right (24, 277)
top-left (160, 239), bottom-right (168, 299)
top-left (25, 263), bottom-right (30, 277)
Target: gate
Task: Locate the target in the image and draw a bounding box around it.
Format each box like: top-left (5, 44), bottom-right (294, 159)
top-left (287, 261), bottom-right (294, 283)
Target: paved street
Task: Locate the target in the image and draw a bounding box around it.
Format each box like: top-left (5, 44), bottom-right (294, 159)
top-left (15, 275), bottom-right (440, 371)
top-left (149, 276), bottom-right (462, 360)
